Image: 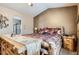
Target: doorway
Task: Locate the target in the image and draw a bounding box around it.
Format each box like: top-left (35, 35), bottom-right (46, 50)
top-left (13, 17), bottom-right (21, 35)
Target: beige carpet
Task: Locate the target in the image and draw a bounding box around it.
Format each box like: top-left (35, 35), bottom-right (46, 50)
top-left (60, 48), bottom-right (77, 55)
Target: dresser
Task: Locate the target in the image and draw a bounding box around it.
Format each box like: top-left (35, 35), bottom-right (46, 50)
top-left (77, 31), bottom-right (79, 54)
top-left (63, 35), bottom-right (76, 51)
top-left (0, 38), bottom-right (1, 54)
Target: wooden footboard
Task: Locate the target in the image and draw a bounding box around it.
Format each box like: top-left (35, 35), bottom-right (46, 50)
top-left (0, 35), bottom-right (55, 55)
top-left (0, 38), bottom-right (18, 55)
top-left (0, 36), bottom-right (26, 55)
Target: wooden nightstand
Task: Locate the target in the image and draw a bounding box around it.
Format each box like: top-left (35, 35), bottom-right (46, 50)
top-left (63, 35), bottom-right (76, 52)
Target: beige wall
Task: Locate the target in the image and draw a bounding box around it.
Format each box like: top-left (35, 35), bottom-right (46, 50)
top-left (34, 6), bottom-right (77, 35)
top-left (77, 4), bottom-right (79, 32)
top-left (0, 6), bottom-right (33, 35)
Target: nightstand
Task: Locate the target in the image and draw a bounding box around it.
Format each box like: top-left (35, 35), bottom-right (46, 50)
top-left (0, 38), bottom-right (2, 55)
top-left (63, 35), bottom-right (76, 52)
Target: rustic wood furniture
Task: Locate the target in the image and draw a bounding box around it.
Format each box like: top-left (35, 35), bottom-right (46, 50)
top-left (63, 35), bottom-right (76, 52)
top-left (0, 35), bottom-right (26, 55)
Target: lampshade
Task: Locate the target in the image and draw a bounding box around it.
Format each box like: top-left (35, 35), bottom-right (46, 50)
top-left (34, 27), bottom-right (38, 30)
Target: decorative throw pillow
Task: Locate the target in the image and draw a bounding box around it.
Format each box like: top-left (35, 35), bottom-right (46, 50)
top-left (39, 27), bottom-right (61, 35)
top-left (49, 29), bottom-right (54, 35)
top-left (57, 30), bottom-right (61, 34)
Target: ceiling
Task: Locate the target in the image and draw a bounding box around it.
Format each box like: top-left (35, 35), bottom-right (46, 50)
top-left (0, 3), bottom-right (77, 17)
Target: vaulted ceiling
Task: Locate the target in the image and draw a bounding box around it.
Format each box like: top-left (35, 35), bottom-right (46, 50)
top-left (0, 3), bottom-right (77, 17)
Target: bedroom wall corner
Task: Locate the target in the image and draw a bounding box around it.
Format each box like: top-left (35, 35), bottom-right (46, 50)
top-left (34, 6), bottom-right (77, 35)
top-left (0, 6), bottom-right (33, 35)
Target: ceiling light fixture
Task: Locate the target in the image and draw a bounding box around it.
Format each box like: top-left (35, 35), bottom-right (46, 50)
top-left (28, 3), bottom-right (33, 6)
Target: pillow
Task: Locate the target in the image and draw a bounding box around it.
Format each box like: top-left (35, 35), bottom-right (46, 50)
top-left (42, 32), bottom-right (50, 35)
top-left (49, 28), bottom-right (62, 35)
top-left (57, 30), bottom-right (61, 34)
top-left (54, 28), bottom-right (61, 34)
top-left (39, 28), bottom-right (45, 34)
top-left (39, 27), bottom-right (61, 35)
top-left (39, 28), bottom-right (49, 34)
top-left (48, 28), bottom-right (54, 35)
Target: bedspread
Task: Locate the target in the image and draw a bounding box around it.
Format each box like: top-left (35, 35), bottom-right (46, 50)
top-left (23, 33), bottom-right (62, 55)
top-left (12, 36), bottom-right (42, 55)
top-left (1, 34), bottom-right (62, 55)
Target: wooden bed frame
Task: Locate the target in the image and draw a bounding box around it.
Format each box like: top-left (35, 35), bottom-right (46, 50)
top-left (0, 35), bottom-right (27, 55)
top-left (0, 35), bottom-right (53, 55)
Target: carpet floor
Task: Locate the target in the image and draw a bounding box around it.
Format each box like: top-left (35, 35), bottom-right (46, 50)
top-left (60, 48), bottom-right (77, 55)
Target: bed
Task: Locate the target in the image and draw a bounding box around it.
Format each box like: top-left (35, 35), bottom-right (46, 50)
top-left (0, 27), bottom-right (63, 55)
top-left (22, 27), bottom-right (63, 55)
top-left (0, 35), bottom-right (42, 55)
